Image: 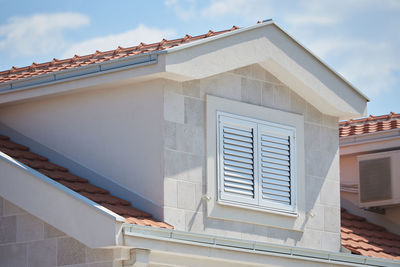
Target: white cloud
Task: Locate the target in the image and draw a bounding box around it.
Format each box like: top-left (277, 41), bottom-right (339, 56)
top-left (62, 24), bottom-right (176, 58)
top-left (285, 15), bottom-right (336, 26)
top-left (0, 13), bottom-right (89, 57)
top-left (280, 0), bottom-right (400, 98)
top-left (164, 0), bottom-right (197, 21)
top-left (201, 0), bottom-right (272, 21)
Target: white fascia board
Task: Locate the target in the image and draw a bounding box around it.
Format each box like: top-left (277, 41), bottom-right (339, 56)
top-left (0, 151), bottom-right (124, 248)
top-left (164, 21), bottom-right (368, 118)
top-left (0, 52), bottom-right (167, 106)
top-left (123, 224), bottom-right (399, 267)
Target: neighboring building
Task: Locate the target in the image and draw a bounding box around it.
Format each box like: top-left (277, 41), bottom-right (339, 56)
top-left (0, 20), bottom-right (397, 266)
top-left (339, 113), bottom-right (400, 260)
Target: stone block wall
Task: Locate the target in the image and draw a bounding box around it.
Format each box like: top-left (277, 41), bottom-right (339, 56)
top-left (0, 196), bottom-right (121, 267)
top-left (162, 64), bottom-right (341, 252)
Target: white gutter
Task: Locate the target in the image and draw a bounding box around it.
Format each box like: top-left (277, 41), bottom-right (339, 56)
top-left (0, 51), bottom-right (163, 93)
top-left (123, 224), bottom-right (399, 267)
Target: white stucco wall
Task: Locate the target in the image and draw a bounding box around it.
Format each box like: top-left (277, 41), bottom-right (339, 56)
top-left (0, 196), bottom-right (124, 267)
top-left (0, 64), bottom-right (342, 252)
top-left (0, 80), bottom-right (165, 208)
top-left (162, 64), bottom-right (341, 252)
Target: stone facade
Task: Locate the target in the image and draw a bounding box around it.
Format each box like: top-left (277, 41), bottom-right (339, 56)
top-left (162, 64), bottom-right (341, 252)
top-left (0, 197), bottom-right (122, 267)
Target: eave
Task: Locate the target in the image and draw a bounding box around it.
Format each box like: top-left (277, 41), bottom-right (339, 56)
top-left (122, 224), bottom-right (399, 267)
top-left (0, 20), bottom-right (368, 119)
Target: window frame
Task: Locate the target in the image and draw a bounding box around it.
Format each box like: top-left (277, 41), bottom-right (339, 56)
top-left (217, 111), bottom-right (297, 214)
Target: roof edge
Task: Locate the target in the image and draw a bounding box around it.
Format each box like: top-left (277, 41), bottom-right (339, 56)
top-left (166, 19), bottom-right (369, 103)
top-left (0, 151), bottom-right (125, 222)
top-left (123, 224), bottom-right (399, 267)
top-left (0, 151), bottom-right (124, 247)
top-left (0, 51), bottom-right (162, 94)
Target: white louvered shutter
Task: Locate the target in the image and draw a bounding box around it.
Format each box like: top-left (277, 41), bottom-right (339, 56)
top-left (258, 124), bottom-right (295, 211)
top-left (218, 114), bottom-right (258, 205)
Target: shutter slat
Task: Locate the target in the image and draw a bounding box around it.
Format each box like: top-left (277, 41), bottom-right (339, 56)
top-left (262, 195), bottom-right (290, 204)
top-left (224, 154), bottom-right (253, 164)
top-left (261, 172), bottom-right (290, 182)
top-left (261, 167), bottom-right (289, 177)
top-left (261, 177), bottom-right (290, 187)
top-left (261, 141), bottom-right (289, 151)
top-left (225, 171), bottom-right (253, 180)
top-left (224, 127), bottom-right (253, 137)
top-left (223, 133), bottom-right (253, 143)
top-left (225, 165), bottom-right (253, 175)
top-left (225, 176), bottom-right (254, 186)
top-left (261, 156), bottom-right (290, 167)
top-left (261, 162), bottom-right (290, 171)
top-left (261, 151), bottom-right (289, 161)
top-left (225, 181), bottom-right (253, 191)
top-left (261, 135), bottom-right (289, 145)
top-left (261, 146), bottom-right (290, 156)
top-left (224, 143), bottom-right (253, 154)
top-left (262, 188), bottom-right (290, 198)
top-left (225, 187), bottom-right (254, 196)
top-left (224, 148), bottom-right (253, 159)
top-left (224, 159), bottom-right (253, 170)
top-left (262, 183), bottom-right (290, 192)
top-left (224, 138), bottom-right (253, 148)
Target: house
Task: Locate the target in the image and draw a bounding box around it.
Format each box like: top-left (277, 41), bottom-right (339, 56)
top-left (339, 113), bottom-right (400, 260)
top-left (0, 20), bottom-right (397, 266)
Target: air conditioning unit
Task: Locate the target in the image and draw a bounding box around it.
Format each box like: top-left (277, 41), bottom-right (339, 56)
top-left (358, 150), bottom-right (400, 208)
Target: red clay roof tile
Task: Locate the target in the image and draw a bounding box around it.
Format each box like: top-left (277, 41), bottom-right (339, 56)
top-left (0, 134), bottom-right (172, 229)
top-left (0, 26), bottom-right (240, 84)
top-left (341, 209), bottom-right (400, 260)
top-left (339, 112), bottom-right (400, 137)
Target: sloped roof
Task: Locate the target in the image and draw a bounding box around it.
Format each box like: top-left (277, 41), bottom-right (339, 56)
top-left (0, 27), bottom-right (239, 84)
top-left (341, 209), bottom-right (400, 260)
top-left (0, 134), bottom-right (172, 229)
top-left (339, 112), bottom-right (400, 137)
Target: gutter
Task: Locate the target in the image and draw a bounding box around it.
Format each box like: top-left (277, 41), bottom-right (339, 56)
top-left (0, 51), bottom-right (164, 94)
top-left (123, 224), bottom-right (399, 267)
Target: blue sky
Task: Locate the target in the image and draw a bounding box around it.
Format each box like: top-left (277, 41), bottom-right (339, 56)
top-left (0, 0), bottom-right (399, 116)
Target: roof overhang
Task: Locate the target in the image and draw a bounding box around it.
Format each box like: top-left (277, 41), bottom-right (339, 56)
top-left (340, 129), bottom-right (400, 155)
top-left (165, 21), bottom-right (368, 120)
top-left (0, 151), bottom-right (125, 248)
top-left (0, 21), bottom-right (368, 120)
top-left (122, 224), bottom-right (399, 267)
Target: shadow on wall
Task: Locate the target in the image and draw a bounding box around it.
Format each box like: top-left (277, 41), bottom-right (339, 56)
top-left (181, 120), bottom-right (339, 245)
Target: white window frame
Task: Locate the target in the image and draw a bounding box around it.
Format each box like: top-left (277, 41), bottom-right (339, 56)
top-left (206, 95), bottom-right (305, 229)
top-left (217, 111), bottom-right (297, 214)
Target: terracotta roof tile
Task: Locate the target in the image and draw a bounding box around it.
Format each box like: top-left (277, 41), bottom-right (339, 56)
top-left (341, 209), bottom-right (400, 260)
top-left (0, 26), bottom-right (240, 84)
top-left (0, 134), bottom-right (172, 229)
top-left (339, 112), bottom-right (400, 137)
